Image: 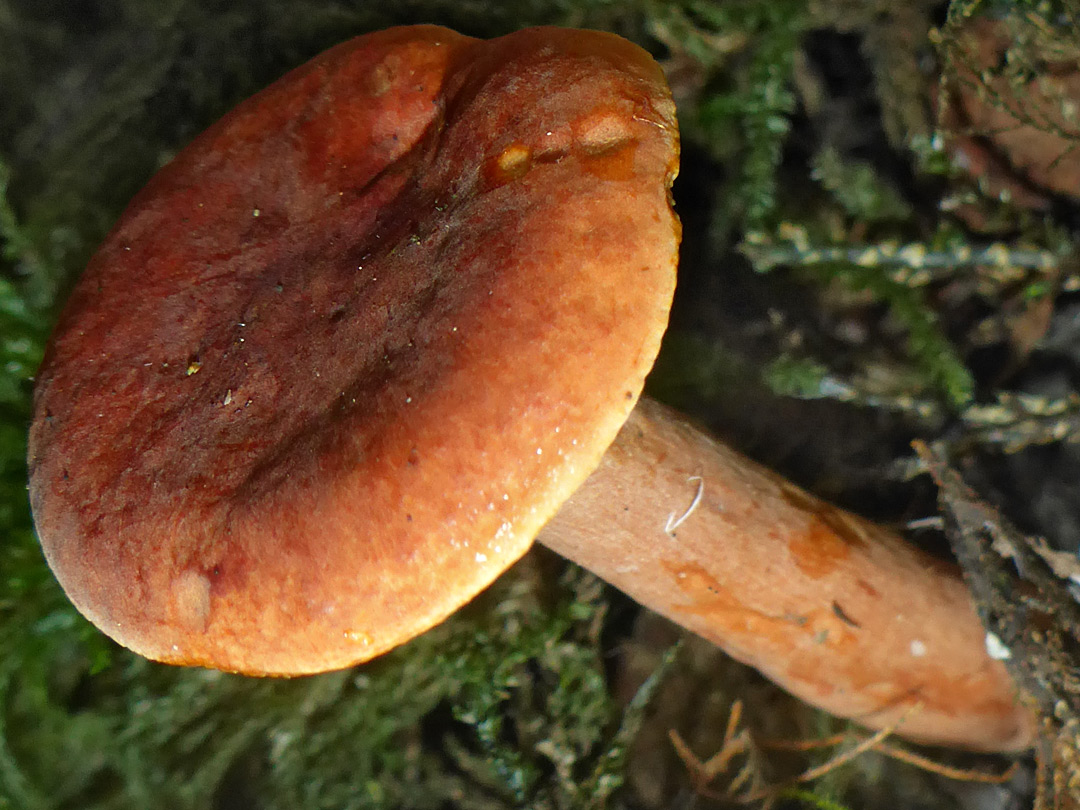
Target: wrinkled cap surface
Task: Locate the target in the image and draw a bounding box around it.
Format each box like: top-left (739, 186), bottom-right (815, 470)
top-left (28, 25), bottom-right (680, 675)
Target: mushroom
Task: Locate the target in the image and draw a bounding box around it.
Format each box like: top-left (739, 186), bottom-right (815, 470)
top-left (28, 25), bottom-right (1034, 753)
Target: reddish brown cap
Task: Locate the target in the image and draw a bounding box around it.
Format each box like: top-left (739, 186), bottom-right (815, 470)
top-left (28, 25), bottom-right (680, 675)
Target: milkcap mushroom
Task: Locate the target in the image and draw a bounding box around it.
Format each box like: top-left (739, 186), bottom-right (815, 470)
top-left (29, 25), bottom-right (1034, 753)
top-left (29, 23), bottom-right (679, 675)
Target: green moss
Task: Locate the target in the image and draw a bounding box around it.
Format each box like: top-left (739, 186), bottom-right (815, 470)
top-left (778, 788), bottom-right (853, 810)
top-left (656, 0), bottom-right (807, 232)
top-left (809, 149), bottom-right (912, 225)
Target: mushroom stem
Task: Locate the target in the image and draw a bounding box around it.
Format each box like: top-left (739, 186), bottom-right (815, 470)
top-left (538, 397), bottom-right (1035, 753)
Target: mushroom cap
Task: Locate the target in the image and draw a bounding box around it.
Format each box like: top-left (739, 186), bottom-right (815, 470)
top-left (28, 26), bottom-right (680, 675)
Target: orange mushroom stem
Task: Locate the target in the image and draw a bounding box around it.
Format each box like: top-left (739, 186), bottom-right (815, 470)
top-left (540, 398), bottom-right (1035, 752)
